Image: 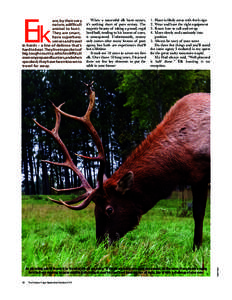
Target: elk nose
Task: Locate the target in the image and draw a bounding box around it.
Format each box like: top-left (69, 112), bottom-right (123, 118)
top-left (108, 232), bottom-right (120, 246)
top-left (115, 232), bottom-right (120, 240)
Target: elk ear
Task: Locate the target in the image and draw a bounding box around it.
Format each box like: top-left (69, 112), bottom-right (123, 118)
top-left (116, 171), bottom-right (134, 195)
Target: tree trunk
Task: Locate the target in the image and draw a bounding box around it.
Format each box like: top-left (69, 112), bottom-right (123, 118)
top-left (64, 168), bottom-right (71, 189)
top-left (22, 147), bottom-right (29, 194)
top-left (40, 141), bottom-right (50, 195)
top-left (28, 144), bottom-right (36, 194)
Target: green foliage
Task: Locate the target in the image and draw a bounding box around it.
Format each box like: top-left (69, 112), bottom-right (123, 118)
top-left (117, 70), bottom-right (210, 132)
top-left (22, 194), bottom-right (210, 277)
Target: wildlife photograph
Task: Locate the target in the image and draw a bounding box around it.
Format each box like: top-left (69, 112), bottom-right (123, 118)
top-left (21, 69), bottom-right (210, 276)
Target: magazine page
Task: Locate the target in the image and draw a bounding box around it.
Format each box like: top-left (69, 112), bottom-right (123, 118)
top-left (2, 1), bottom-right (232, 299)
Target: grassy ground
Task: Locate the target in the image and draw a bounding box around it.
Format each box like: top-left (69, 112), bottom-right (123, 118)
top-left (22, 193), bottom-right (210, 277)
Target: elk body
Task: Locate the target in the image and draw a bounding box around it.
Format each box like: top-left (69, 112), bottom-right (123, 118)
top-left (34, 83), bottom-right (210, 250)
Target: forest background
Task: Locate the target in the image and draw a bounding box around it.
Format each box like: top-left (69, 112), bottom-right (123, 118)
top-left (22, 70), bottom-right (210, 195)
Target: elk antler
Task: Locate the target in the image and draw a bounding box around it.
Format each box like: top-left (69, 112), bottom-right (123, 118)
top-left (33, 82), bottom-right (105, 210)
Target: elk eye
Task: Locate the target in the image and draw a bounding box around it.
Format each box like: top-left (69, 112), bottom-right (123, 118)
top-left (106, 206), bottom-right (114, 216)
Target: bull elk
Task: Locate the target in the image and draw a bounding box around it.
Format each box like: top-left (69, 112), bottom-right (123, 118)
top-left (34, 82), bottom-right (210, 250)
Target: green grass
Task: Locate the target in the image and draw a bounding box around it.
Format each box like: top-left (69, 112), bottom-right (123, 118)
top-left (22, 193), bottom-right (210, 277)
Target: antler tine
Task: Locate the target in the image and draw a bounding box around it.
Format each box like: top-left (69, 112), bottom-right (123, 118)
top-left (48, 191), bottom-right (91, 206)
top-left (54, 192), bottom-right (94, 210)
top-left (51, 186), bottom-right (85, 193)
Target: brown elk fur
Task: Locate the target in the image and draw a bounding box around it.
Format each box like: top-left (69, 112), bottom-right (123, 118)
top-left (96, 93), bottom-right (210, 248)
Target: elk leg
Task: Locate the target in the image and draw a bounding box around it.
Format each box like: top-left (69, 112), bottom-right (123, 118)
top-left (191, 181), bottom-right (208, 250)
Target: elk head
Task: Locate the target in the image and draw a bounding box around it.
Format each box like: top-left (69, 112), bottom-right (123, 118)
top-left (34, 82), bottom-right (141, 245)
